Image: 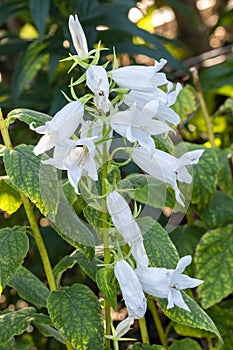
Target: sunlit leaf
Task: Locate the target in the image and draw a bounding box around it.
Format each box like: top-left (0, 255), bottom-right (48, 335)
top-left (0, 179), bottom-right (22, 214)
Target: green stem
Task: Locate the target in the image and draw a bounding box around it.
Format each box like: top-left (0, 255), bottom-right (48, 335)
top-left (0, 109), bottom-right (74, 350)
top-left (102, 123), bottom-right (111, 350)
top-left (20, 194), bottom-right (57, 291)
top-left (190, 67), bottom-right (215, 147)
top-left (207, 337), bottom-right (215, 350)
top-left (148, 298), bottom-right (168, 348)
top-left (139, 317), bottom-right (150, 344)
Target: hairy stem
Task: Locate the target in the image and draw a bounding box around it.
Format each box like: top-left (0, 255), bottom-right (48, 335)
top-left (148, 298), bottom-right (168, 348)
top-left (139, 317), bottom-right (150, 344)
top-left (190, 67), bottom-right (215, 147)
top-left (102, 123), bottom-right (111, 350)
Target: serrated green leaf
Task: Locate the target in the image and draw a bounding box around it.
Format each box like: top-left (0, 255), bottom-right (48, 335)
top-left (201, 191), bottom-right (233, 228)
top-left (9, 266), bottom-right (50, 308)
top-left (0, 226), bottom-right (29, 289)
top-left (96, 267), bottom-right (117, 309)
top-left (168, 338), bottom-right (201, 350)
top-left (3, 145), bottom-right (46, 214)
top-left (120, 174), bottom-right (175, 210)
top-left (7, 108), bottom-right (51, 127)
top-left (138, 217), bottom-right (179, 269)
top-left (29, 0), bottom-right (50, 40)
top-left (160, 293), bottom-right (222, 348)
top-left (53, 251), bottom-right (101, 286)
top-left (173, 85), bottom-right (198, 121)
top-left (132, 343), bottom-right (166, 349)
top-left (180, 145), bottom-right (218, 211)
top-left (216, 148), bottom-right (233, 197)
top-left (0, 179), bottom-right (22, 214)
top-left (47, 284), bottom-right (104, 350)
top-left (0, 307), bottom-right (36, 345)
top-left (0, 338), bottom-right (15, 350)
top-left (196, 224), bottom-right (233, 309)
top-left (169, 224), bottom-right (206, 258)
top-left (33, 323), bottom-right (65, 344)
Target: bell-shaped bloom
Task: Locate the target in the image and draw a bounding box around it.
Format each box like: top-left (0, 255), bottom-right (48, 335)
top-left (86, 65), bottom-right (110, 113)
top-left (68, 14), bottom-right (88, 59)
top-left (107, 191), bottom-right (148, 268)
top-left (124, 83), bottom-right (182, 126)
top-left (114, 260), bottom-right (147, 319)
top-left (110, 102), bottom-right (173, 152)
top-left (136, 255), bottom-right (203, 312)
top-left (43, 137), bottom-right (98, 193)
top-left (132, 147), bottom-right (204, 206)
top-left (30, 100), bottom-right (84, 156)
top-left (112, 59), bottom-right (169, 92)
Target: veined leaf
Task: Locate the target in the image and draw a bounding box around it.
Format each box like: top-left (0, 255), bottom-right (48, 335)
top-left (196, 224), bottom-right (233, 309)
top-left (9, 266), bottom-right (50, 308)
top-left (0, 226), bottom-right (29, 289)
top-left (47, 284), bottom-right (104, 350)
top-left (0, 307), bottom-right (36, 345)
top-left (160, 293), bottom-right (222, 349)
top-left (138, 217), bottom-right (179, 269)
top-left (7, 108), bottom-right (51, 127)
top-left (173, 85), bottom-right (198, 121)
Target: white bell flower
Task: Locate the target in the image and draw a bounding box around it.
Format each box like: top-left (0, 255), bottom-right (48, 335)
top-left (106, 191), bottom-right (149, 268)
top-left (86, 65), bottom-right (110, 113)
top-left (30, 100), bottom-right (84, 156)
top-left (136, 255), bottom-right (203, 312)
top-left (43, 137), bottom-right (98, 193)
top-left (68, 14), bottom-right (88, 59)
top-left (114, 260), bottom-right (147, 319)
top-left (110, 102), bottom-right (173, 152)
top-left (132, 147), bottom-right (204, 206)
top-left (112, 59), bottom-right (169, 92)
top-left (124, 83), bottom-right (182, 126)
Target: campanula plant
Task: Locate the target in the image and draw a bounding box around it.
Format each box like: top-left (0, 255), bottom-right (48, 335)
top-left (0, 14), bottom-right (224, 350)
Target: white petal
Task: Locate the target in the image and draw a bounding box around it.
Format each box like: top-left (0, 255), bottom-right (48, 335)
top-left (156, 102), bottom-right (180, 125)
top-left (168, 289), bottom-right (191, 312)
top-left (175, 255), bottom-right (192, 274)
top-left (177, 150), bottom-right (205, 167)
top-left (130, 239), bottom-right (149, 269)
top-left (136, 267), bottom-right (169, 298)
top-left (176, 274), bottom-right (204, 290)
top-left (68, 14), bottom-right (88, 59)
top-left (112, 59), bottom-right (169, 92)
top-left (106, 191), bottom-right (142, 243)
top-left (115, 316), bottom-right (134, 339)
top-left (86, 66), bottom-right (110, 112)
top-left (167, 82), bottom-right (182, 106)
top-left (33, 133), bottom-right (57, 156)
top-left (114, 260), bottom-right (147, 319)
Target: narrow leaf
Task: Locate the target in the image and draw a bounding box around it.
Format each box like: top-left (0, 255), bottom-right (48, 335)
top-left (29, 0), bottom-right (50, 40)
top-left (47, 284), bottom-right (104, 350)
top-left (0, 226), bottom-right (29, 289)
top-left (9, 266), bottom-right (50, 308)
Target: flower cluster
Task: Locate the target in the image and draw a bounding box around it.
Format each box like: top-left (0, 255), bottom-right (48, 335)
top-left (31, 14), bottom-right (204, 338)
